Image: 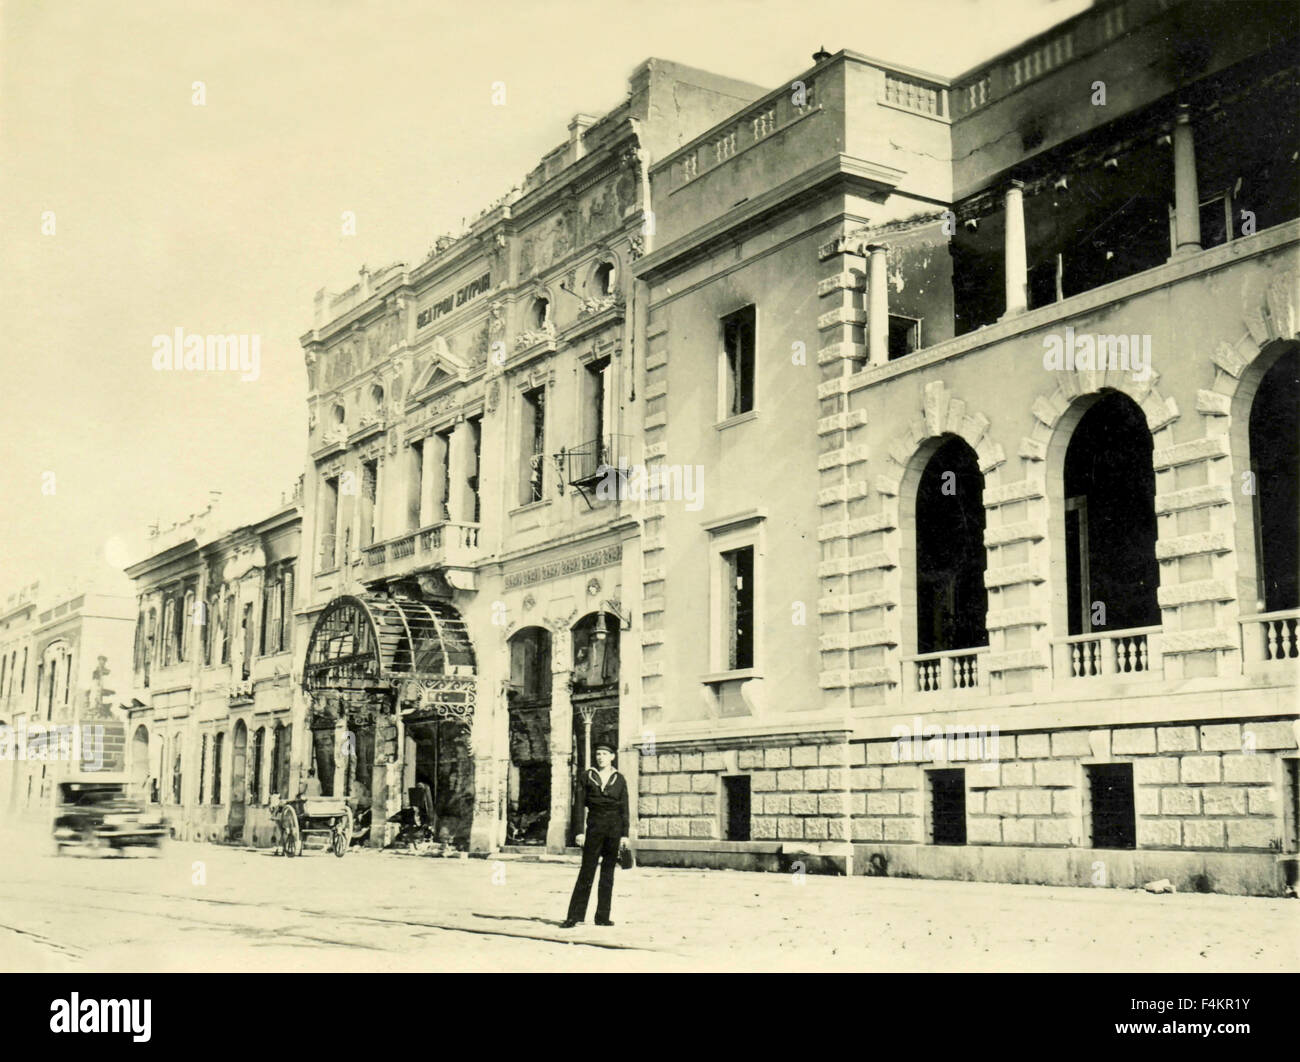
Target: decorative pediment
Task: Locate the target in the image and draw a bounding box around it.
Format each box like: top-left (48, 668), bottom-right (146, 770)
top-left (410, 335), bottom-right (468, 398)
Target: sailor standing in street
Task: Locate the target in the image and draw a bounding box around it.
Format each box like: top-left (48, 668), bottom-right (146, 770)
top-left (561, 742), bottom-right (629, 928)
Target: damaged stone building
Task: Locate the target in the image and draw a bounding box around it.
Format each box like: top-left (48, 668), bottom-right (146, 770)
top-left (111, 0), bottom-right (1298, 896)
top-left (631, 0), bottom-right (1299, 894)
top-left (295, 60), bottom-right (768, 852)
top-left (122, 491), bottom-right (302, 845)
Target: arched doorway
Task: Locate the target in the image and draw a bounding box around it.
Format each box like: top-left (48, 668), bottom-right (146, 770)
top-left (506, 627), bottom-right (552, 845)
top-left (1056, 390), bottom-right (1161, 676)
top-left (302, 593), bottom-right (477, 847)
top-left (1249, 347), bottom-right (1299, 615)
top-left (130, 724), bottom-right (150, 803)
top-left (228, 720), bottom-right (248, 841)
top-left (915, 437), bottom-right (988, 654)
top-left (1063, 391), bottom-right (1160, 634)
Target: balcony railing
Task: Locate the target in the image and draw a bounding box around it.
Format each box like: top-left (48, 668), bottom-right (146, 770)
top-left (1052, 625), bottom-right (1161, 680)
top-left (355, 521), bottom-right (483, 581)
top-left (1239, 609), bottom-right (1300, 669)
top-left (560, 434), bottom-right (631, 490)
top-left (903, 646), bottom-right (989, 696)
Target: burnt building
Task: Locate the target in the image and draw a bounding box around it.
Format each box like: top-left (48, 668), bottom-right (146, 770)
top-left (296, 60), bottom-right (768, 852)
top-left (630, 0), bottom-right (1299, 893)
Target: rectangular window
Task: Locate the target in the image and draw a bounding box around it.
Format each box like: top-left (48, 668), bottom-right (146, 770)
top-left (198, 734), bottom-right (208, 805)
top-left (1199, 194), bottom-right (1231, 249)
top-left (163, 599), bottom-right (176, 666)
top-left (250, 728), bottom-right (264, 806)
top-left (211, 731), bottom-right (224, 804)
top-left (361, 459), bottom-right (379, 547)
top-left (722, 545), bottom-right (755, 671)
top-left (887, 315), bottom-right (922, 359)
top-left (927, 769), bottom-right (967, 845)
top-left (467, 417), bottom-right (482, 524)
top-left (221, 595), bottom-right (234, 665)
top-left (521, 387), bottom-right (546, 505)
top-left (1087, 763), bottom-right (1135, 849)
top-left (19, 647), bottom-right (26, 692)
top-left (408, 439), bottom-right (424, 531)
top-left (280, 566), bottom-right (293, 654)
top-left (320, 474), bottom-right (340, 568)
top-left (722, 305), bottom-right (755, 417)
top-left (241, 602), bottom-right (254, 680)
top-left (270, 725), bottom-right (282, 798)
top-left (437, 429), bottom-right (453, 520)
top-left (722, 775), bottom-right (751, 841)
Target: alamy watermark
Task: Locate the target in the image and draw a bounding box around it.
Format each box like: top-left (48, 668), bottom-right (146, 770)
top-left (152, 328), bottom-right (261, 381)
top-left (595, 457), bottom-right (704, 512)
top-left (890, 717), bottom-right (1001, 772)
top-left (1043, 325), bottom-right (1151, 381)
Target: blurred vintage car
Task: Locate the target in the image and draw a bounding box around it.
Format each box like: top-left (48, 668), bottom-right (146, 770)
top-left (53, 779), bottom-right (167, 854)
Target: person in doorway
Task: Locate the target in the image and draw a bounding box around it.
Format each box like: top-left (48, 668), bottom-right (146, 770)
top-left (561, 742), bottom-right (629, 928)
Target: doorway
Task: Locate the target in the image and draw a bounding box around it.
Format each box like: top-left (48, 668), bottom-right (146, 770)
top-left (228, 720), bottom-right (247, 840)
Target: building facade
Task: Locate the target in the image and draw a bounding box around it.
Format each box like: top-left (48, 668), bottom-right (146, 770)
top-left (123, 492), bottom-right (301, 846)
top-left (631, 0), bottom-right (1299, 894)
top-left (0, 583), bottom-right (135, 816)
top-left (296, 60), bottom-right (766, 852)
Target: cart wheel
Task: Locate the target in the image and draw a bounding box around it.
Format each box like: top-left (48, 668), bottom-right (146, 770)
top-left (281, 806), bottom-right (301, 858)
top-left (332, 807), bottom-right (352, 858)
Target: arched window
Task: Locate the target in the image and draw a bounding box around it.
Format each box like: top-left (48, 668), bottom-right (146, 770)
top-left (1248, 347), bottom-right (1299, 614)
top-left (593, 261), bottom-right (615, 296)
top-left (532, 296), bottom-right (550, 330)
top-left (1062, 391), bottom-right (1160, 635)
top-left (915, 436), bottom-right (988, 654)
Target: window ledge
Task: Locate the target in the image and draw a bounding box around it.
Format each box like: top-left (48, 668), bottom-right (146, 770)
top-left (509, 499), bottom-right (552, 516)
top-left (715, 410), bottom-right (758, 431)
top-left (702, 668), bottom-right (762, 684)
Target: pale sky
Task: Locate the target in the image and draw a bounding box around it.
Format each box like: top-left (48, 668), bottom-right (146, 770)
top-left (0, 0), bottom-right (1090, 600)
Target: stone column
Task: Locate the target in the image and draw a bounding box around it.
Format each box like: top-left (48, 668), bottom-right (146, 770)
top-left (332, 718), bottom-right (348, 797)
top-left (468, 673), bottom-right (505, 854)
top-left (866, 244), bottom-right (890, 367)
top-left (419, 433), bottom-right (438, 528)
top-left (369, 712), bottom-right (402, 848)
top-left (546, 665), bottom-right (575, 853)
top-left (448, 420), bottom-right (476, 525)
top-left (1003, 180), bottom-right (1028, 317)
top-left (1171, 103), bottom-right (1201, 258)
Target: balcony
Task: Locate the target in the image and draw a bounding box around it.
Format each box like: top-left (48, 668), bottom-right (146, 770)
top-left (1239, 609), bottom-right (1300, 674)
top-left (1051, 625), bottom-right (1162, 683)
top-left (558, 434), bottom-right (631, 493)
top-left (359, 521), bottom-right (483, 582)
top-left (903, 646), bottom-right (989, 701)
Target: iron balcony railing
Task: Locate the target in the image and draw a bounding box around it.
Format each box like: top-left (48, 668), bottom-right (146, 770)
top-left (560, 434), bottom-right (632, 490)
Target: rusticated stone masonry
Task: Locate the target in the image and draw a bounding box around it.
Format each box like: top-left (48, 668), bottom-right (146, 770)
top-left (637, 737), bottom-right (851, 843)
top-left (850, 719), bottom-right (1298, 852)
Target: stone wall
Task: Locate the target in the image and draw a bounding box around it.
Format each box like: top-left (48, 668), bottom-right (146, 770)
top-left (637, 738), bottom-right (851, 843)
top-left (848, 719), bottom-right (1297, 852)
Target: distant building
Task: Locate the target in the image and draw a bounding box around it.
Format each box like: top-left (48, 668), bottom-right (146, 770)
top-left (0, 583), bottom-right (135, 815)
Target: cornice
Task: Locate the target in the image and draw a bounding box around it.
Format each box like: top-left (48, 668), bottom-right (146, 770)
top-left (635, 154), bottom-right (906, 281)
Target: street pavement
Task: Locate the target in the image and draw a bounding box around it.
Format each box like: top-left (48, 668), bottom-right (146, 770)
top-left (0, 819), bottom-right (1295, 972)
